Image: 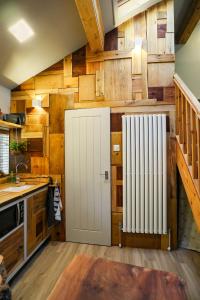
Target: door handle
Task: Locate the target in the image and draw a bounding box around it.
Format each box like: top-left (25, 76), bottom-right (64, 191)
top-left (100, 171), bottom-right (109, 180)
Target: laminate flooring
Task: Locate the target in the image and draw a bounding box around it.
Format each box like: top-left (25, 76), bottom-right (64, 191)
top-left (11, 242), bottom-right (200, 300)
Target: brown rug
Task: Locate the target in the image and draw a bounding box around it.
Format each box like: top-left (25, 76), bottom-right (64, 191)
top-left (48, 254), bottom-right (187, 300)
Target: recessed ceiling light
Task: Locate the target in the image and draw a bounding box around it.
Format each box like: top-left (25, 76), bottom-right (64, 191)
top-left (8, 19), bottom-right (34, 43)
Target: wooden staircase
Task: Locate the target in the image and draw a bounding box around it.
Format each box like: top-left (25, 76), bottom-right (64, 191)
top-left (174, 73), bottom-right (200, 231)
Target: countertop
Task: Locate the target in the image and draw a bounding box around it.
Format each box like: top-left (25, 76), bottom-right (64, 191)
top-left (0, 182), bottom-right (48, 207)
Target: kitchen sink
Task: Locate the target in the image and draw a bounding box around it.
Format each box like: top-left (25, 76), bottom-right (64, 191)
top-left (0, 185), bottom-right (34, 193)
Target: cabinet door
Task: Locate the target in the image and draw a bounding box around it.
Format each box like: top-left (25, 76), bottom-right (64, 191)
top-left (0, 227), bottom-right (24, 275)
top-left (27, 189), bottom-right (48, 256)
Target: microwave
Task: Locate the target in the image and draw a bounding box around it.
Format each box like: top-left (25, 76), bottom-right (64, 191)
top-left (0, 201), bottom-right (24, 239)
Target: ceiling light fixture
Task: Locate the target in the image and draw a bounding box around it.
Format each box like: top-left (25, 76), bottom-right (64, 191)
top-left (8, 19), bottom-right (34, 43)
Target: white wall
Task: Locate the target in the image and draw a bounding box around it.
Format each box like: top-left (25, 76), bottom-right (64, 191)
top-left (0, 85), bottom-right (10, 114)
top-left (176, 22), bottom-right (200, 99)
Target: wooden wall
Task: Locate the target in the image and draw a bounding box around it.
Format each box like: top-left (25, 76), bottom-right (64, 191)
top-left (10, 0), bottom-right (176, 248)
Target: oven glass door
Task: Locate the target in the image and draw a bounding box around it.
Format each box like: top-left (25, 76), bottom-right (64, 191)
top-left (0, 205), bottom-right (17, 239)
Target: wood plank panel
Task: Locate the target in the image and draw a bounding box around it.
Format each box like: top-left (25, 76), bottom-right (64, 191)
top-left (31, 157), bottom-right (49, 175)
top-left (79, 75), bottom-right (96, 101)
top-left (72, 47), bottom-right (86, 77)
top-left (35, 74), bottom-right (64, 90)
top-left (148, 63), bottom-right (175, 87)
top-left (0, 227), bottom-right (24, 275)
top-left (49, 134), bottom-right (64, 175)
top-left (104, 59), bottom-right (132, 101)
top-left (49, 94), bottom-right (69, 133)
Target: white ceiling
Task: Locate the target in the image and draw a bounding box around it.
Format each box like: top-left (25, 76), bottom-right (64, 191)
top-left (0, 0), bottom-right (190, 89)
top-left (0, 0), bottom-right (114, 89)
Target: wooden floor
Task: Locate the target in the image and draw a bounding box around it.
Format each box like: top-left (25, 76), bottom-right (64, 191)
top-left (11, 242), bottom-right (200, 300)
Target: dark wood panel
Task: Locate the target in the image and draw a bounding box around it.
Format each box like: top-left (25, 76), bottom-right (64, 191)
top-left (72, 46), bottom-right (86, 77)
top-left (157, 23), bottom-right (167, 38)
top-left (0, 227), bottom-right (24, 275)
top-left (112, 213), bottom-right (162, 249)
top-left (148, 87), bottom-right (164, 101)
top-left (104, 28), bottom-right (118, 51)
top-left (41, 60), bottom-right (64, 73)
top-left (49, 94), bottom-right (68, 133)
top-left (27, 190), bottom-right (48, 256)
top-left (111, 113), bottom-right (123, 132)
top-left (27, 138), bottom-right (43, 157)
top-left (164, 86), bottom-right (175, 102)
top-left (117, 166), bottom-right (123, 180)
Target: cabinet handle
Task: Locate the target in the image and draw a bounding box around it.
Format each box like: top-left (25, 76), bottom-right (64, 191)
top-left (16, 203), bottom-right (20, 226)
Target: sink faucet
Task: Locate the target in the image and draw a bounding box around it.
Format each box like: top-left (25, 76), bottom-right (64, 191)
top-left (15, 162), bottom-right (28, 184)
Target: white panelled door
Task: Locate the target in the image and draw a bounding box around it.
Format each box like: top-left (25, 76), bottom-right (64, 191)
top-left (65, 108), bottom-right (111, 246)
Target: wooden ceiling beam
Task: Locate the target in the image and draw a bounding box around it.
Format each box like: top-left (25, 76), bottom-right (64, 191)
top-left (176, 0), bottom-right (200, 44)
top-left (75, 0), bottom-right (104, 52)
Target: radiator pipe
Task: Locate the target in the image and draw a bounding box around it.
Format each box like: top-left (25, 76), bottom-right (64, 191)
top-left (167, 228), bottom-right (171, 251)
top-left (119, 222), bottom-right (123, 248)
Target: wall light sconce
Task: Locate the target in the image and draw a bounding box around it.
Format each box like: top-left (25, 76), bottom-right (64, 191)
top-left (134, 38), bottom-right (143, 51)
top-left (32, 95), bottom-right (42, 108)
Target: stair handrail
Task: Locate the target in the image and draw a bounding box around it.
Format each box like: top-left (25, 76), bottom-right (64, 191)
top-left (174, 73), bottom-right (200, 118)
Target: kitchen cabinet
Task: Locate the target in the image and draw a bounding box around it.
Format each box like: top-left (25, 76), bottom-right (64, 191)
top-left (27, 189), bottom-right (48, 256)
top-left (0, 226), bottom-right (24, 275)
top-left (0, 185), bottom-right (49, 281)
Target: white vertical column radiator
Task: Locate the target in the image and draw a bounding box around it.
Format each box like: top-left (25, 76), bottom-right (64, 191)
top-left (122, 114), bottom-right (167, 235)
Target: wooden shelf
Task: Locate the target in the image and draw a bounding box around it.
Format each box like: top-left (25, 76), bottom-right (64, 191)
top-left (0, 120), bottom-right (23, 129)
top-left (21, 131), bottom-right (43, 139)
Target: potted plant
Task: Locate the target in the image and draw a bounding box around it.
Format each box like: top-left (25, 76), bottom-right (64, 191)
top-left (9, 140), bottom-right (27, 155)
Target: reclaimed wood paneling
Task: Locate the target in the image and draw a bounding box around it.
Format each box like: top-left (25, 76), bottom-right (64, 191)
top-left (79, 75), bottom-right (96, 101)
top-left (49, 94), bottom-right (69, 133)
top-left (31, 157), bottom-right (49, 175)
top-left (72, 46), bottom-right (86, 77)
top-left (104, 28), bottom-right (118, 51)
top-left (35, 74), bottom-right (64, 90)
top-left (148, 63), bottom-right (175, 87)
top-left (49, 134), bottom-right (64, 175)
top-left (104, 58), bottom-right (132, 101)
top-left (111, 113), bottom-right (123, 132)
top-left (10, 0), bottom-right (176, 245)
top-left (148, 87), bottom-right (164, 101)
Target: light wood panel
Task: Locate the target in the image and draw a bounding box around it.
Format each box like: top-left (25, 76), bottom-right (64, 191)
top-left (31, 157), bottom-right (49, 175)
top-left (148, 63), bottom-right (175, 87)
top-left (79, 75), bottom-right (96, 101)
top-left (104, 59), bottom-right (132, 101)
top-left (35, 74), bottom-right (64, 90)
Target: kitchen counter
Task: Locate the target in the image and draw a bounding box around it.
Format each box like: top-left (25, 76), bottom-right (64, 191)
top-left (0, 182), bottom-right (48, 207)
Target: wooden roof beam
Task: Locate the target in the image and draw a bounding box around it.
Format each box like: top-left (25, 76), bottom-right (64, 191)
top-left (176, 0), bottom-right (200, 44)
top-left (75, 0), bottom-right (104, 52)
